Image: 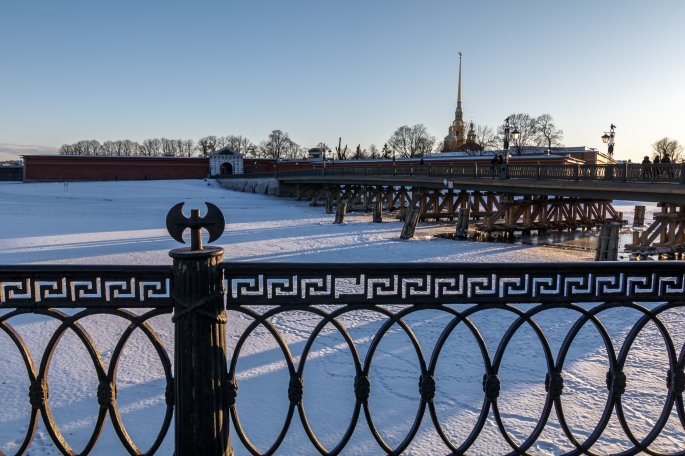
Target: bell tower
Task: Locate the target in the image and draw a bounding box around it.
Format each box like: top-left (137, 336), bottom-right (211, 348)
top-left (442, 53), bottom-right (469, 152)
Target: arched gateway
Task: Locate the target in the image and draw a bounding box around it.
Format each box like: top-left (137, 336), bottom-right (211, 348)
top-left (210, 147), bottom-right (243, 176)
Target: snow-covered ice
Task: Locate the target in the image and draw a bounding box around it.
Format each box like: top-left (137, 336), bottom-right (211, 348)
top-left (0, 180), bottom-right (682, 455)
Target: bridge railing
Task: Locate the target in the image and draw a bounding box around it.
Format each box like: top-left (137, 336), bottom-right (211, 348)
top-left (254, 162), bottom-right (685, 184)
top-left (4, 256), bottom-right (685, 454)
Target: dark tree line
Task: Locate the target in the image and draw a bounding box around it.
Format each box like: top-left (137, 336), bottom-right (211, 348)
top-left (58, 115), bottom-right (565, 160)
top-left (59, 132), bottom-right (301, 159)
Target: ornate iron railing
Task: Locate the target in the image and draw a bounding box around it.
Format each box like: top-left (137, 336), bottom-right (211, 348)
top-left (222, 262), bottom-right (685, 455)
top-left (0, 266), bottom-right (173, 455)
top-left (3, 241), bottom-right (685, 454)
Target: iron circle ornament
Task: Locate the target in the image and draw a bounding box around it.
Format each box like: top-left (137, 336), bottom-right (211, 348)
top-left (296, 305), bottom-right (365, 455)
top-left (227, 305), bottom-right (299, 455)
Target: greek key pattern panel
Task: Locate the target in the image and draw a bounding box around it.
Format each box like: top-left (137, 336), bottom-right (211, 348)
top-left (225, 266), bottom-right (685, 305)
top-left (0, 269), bottom-right (173, 308)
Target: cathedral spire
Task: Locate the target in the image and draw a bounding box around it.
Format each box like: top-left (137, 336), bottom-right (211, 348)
top-left (457, 52), bottom-right (462, 111)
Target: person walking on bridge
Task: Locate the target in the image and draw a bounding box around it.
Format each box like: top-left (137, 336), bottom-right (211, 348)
top-left (661, 153), bottom-right (673, 179)
top-left (642, 155), bottom-right (652, 179)
top-left (653, 156), bottom-right (661, 179)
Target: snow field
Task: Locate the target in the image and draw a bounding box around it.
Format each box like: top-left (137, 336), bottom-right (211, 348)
top-left (0, 180), bottom-right (681, 455)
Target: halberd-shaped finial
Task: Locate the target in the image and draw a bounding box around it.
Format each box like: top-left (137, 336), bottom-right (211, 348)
top-left (166, 202), bottom-right (225, 251)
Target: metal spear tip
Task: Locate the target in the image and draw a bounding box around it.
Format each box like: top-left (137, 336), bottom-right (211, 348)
top-left (166, 202), bottom-right (226, 248)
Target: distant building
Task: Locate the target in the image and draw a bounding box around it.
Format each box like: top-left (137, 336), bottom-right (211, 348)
top-left (209, 147), bottom-right (244, 176)
top-left (307, 148), bottom-right (324, 160)
top-left (429, 146), bottom-right (613, 165)
top-left (514, 146), bottom-right (615, 164)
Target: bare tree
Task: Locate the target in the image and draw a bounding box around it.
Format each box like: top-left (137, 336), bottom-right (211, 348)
top-left (498, 114), bottom-right (538, 155)
top-left (368, 144), bottom-right (379, 159)
top-left (141, 138), bottom-right (161, 156)
top-left (535, 114), bottom-right (564, 152)
top-left (179, 139), bottom-right (195, 157)
top-left (353, 144), bottom-right (365, 159)
top-left (69, 140), bottom-right (101, 155)
top-left (260, 130), bottom-right (292, 159)
top-left (160, 138), bottom-right (176, 156)
top-left (475, 124), bottom-right (498, 151)
top-left (225, 135), bottom-right (256, 156)
top-left (381, 143), bottom-right (391, 159)
top-left (213, 136), bottom-right (229, 150)
top-left (121, 140), bottom-right (140, 156)
top-left (652, 137), bottom-right (684, 162)
top-left (387, 124), bottom-right (435, 158)
top-left (58, 144), bottom-right (72, 155)
top-left (284, 138), bottom-right (302, 158)
top-left (100, 141), bottom-right (117, 155)
top-left (335, 137), bottom-right (349, 160)
top-left (197, 136), bottom-right (217, 156)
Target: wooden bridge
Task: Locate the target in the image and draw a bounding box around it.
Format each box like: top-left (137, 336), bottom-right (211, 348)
top-left (224, 162), bottom-right (685, 249)
top-left (275, 162), bottom-right (685, 204)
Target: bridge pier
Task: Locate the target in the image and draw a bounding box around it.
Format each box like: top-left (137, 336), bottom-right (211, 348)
top-left (475, 196), bottom-right (622, 235)
top-left (293, 182), bottom-right (625, 241)
top-left (627, 204), bottom-right (685, 253)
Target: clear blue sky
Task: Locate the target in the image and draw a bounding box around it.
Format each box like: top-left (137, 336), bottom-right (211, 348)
top-left (1, 0), bottom-right (683, 162)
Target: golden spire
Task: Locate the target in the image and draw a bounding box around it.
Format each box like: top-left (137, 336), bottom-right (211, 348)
top-left (457, 52), bottom-right (462, 111)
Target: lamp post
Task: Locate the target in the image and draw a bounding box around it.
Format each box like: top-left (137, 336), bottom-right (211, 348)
top-left (322, 147), bottom-right (326, 175)
top-left (502, 116), bottom-right (520, 163)
top-left (601, 124), bottom-right (616, 157)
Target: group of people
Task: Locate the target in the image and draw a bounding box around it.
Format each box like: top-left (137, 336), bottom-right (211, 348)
top-left (642, 153), bottom-right (673, 179)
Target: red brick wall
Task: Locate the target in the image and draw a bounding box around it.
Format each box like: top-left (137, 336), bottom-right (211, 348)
top-left (23, 155), bottom-right (210, 181)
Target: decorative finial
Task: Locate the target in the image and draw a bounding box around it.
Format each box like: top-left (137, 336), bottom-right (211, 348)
top-left (166, 202), bottom-right (225, 251)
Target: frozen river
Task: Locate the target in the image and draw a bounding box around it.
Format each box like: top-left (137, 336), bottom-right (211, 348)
top-left (0, 179), bottom-right (681, 455)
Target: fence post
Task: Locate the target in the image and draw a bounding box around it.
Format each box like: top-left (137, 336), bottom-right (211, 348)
top-left (334, 199), bottom-right (348, 224)
top-left (373, 200), bottom-right (383, 223)
top-left (325, 195), bottom-right (334, 214)
top-left (456, 207), bottom-right (470, 239)
top-left (595, 222), bottom-right (620, 261)
top-left (166, 203), bottom-right (232, 456)
top-left (400, 197), bottom-right (421, 239)
top-left (633, 205), bottom-right (646, 227)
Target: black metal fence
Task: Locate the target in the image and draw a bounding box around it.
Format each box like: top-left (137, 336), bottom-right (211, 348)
top-left (0, 166), bottom-right (23, 182)
top-left (3, 259), bottom-right (685, 455)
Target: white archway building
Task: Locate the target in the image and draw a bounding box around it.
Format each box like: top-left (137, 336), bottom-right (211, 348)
top-left (210, 147), bottom-right (244, 176)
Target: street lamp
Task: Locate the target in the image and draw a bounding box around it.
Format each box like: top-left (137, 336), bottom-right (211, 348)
top-left (601, 124), bottom-right (616, 156)
top-left (503, 117), bottom-right (520, 162)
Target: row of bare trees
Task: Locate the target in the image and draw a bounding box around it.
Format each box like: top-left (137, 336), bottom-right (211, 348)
top-left (60, 138), bottom-right (197, 157)
top-left (58, 132), bottom-right (303, 159)
top-left (58, 115), bottom-right (566, 160)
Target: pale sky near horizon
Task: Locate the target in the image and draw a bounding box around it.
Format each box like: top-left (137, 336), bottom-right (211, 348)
top-left (1, 0), bottom-right (684, 163)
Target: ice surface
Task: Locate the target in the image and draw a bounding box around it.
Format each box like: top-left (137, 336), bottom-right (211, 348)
top-left (0, 180), bottom-right (681, 455)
